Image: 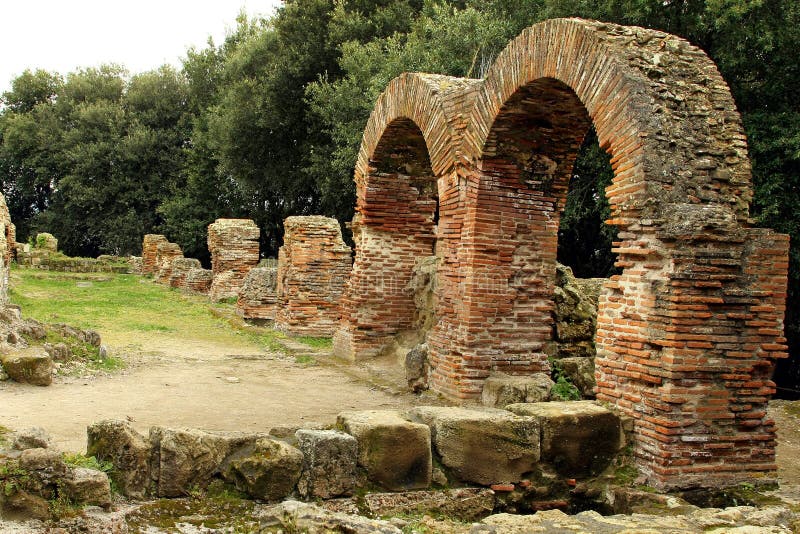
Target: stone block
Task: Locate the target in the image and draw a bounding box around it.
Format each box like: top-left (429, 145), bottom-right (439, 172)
top-left (0, 349), bottom-right (53, 386)
top-left (337, 410), bottom-right (431, 491)
top-left (296, 429), bottom-right (358, 499)
top-left (62, 467), bottom-right (112, 509)
top-left (481, 372), bottom-right (553, 407)
top-left (87, 419), bottom-right (151, 499)
top-left (12, 427), bottom-right (52, 450)
top-left (409, 406), bottom-right (539, 486)
top-left (221, 438), bottom-right (303, 501)
top-left (148, 427), bottom-right (269, 497)
top-left (505, 401), bottom-right (620, 477)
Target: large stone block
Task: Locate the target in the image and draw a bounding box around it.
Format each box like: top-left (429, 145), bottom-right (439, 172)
top-left (337, 410), bottom-right (431, 491)
top-left (409, 407), bottom-right (539, 486)
top-left (148, 427), bottom-right (269, 497)
top-left (481, 372), bottom-right (553, 407)
top-left (296, 429), bottom-right (358, 499)
top-left (0, 349), bottom-right (53, 386)
top-left (221, 438), bottom-right (303, 501)
top-left (505, 401), bottom-right (620, 477)
top-left (87, 419), bottom-right (150, 499)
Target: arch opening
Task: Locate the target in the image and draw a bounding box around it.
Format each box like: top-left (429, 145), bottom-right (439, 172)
top-left (334, 118), bottom-right (440, 362)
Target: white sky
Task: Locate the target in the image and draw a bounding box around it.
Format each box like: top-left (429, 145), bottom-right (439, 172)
top-left (0, 0), bottom-right (284, 94)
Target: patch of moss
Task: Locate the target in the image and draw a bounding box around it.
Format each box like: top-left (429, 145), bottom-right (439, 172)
top-left (124, 493), bottom-right (260, 532)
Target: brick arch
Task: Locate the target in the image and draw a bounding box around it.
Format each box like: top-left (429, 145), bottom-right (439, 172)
top-left (428, 18), bottom-right (787, 489)
top-left (334, 73), bottom-right (483, 360)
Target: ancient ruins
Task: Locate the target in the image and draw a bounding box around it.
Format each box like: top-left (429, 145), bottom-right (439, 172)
top-left (0, 195), bottom-right (15, 303)
top-left (332, 18), bottom-right (790, 489)
top-left (207, 219), bottom-right (260, 301)
top-left (275, 216), bottom-right (352, 336)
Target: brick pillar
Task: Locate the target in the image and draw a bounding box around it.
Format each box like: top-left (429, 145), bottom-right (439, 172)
top-left (334, 172), bottom-right (437, 359)
top-left (275, 216), bottom-right (352, 336)
top-left (142, 234), bottom-right (169, 275)
top-left (207, 219), bottom-right (260, 302)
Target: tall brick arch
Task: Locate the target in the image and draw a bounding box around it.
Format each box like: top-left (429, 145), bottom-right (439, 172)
top-left (337, 19), bottom-right (789, 489)
top-left (333, 73), bottom-right (483, 360)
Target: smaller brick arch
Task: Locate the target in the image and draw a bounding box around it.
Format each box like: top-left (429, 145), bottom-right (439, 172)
top-left (333, 73), bottom-right (482, 360)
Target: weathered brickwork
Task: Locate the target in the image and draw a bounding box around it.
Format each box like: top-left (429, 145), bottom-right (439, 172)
top-left (169, 258), bottom-right (202, 290)
top-left (184, 268), bottom-right (213, 294)
top-left (236, 266), bottom-right (279, 320)
top-left (142, 234), bottom-right (169, 275)
top-left (336, 18), bottom-right (790, 489)
top-left (154, 242), bottom-right (183, 285)
top-left (207, 219), bottom-right (260, 302)
top-left (276, 216), bottom-right (352, 336)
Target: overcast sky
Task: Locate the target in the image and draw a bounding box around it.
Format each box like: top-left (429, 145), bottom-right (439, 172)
top-left (1, 0), bottom-right (284, 94)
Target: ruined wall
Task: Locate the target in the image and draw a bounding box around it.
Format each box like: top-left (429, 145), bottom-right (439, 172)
top-left (207, 219), bottom-right (260, 302)
top-left (169, 258), bottom-right (202, 290)
top-left (0, 194), bottom-right (15, 304)
top-left (338, 18), bottom-right (790, 489)
top-left (276, 216), bottom-right (352, 336)
top-left (142, 234), bottom-right (169, 275)
top-left (154, 242), bottom-right (183, 285)
top-left (236, 266), bottom-right (279, 320)
top-left (184, 268), bottom-right (213, 294)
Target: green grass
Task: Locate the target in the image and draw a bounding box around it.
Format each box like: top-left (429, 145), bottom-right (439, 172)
top-left (8, 266), bottom-right (261, 351)
top-left (295, 336), bottom-right (333, 350)
top-left (294, 354), bottom-right (316, 365)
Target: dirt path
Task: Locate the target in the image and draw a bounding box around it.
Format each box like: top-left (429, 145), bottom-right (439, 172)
top-left (0, 334), bottom-right (423, 452)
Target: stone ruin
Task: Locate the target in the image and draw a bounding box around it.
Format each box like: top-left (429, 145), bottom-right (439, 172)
top-left (141, 234), bottom-right (168, 275)
top-left (0, 194), bottom-right (16, 304)
top-left (153, 241), bottom-right (183, 285)
top-left (333, 18), bottom-right (791, 489)
top-left (275, 216), bottom-right (352, 336)
top-left (236, 263), bottom-right (279, 320)
top-left (207, 219), bottom-right (260, 302)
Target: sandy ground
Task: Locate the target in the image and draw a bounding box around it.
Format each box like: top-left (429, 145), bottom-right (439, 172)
top-left (0, 333), bottom-right (424, 452)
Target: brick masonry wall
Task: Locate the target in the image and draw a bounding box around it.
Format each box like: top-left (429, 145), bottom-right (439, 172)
top-left (0, 193), bottom-right (15, 304)
top-left (236, 266), bottom-right (279, 320)
top-left (338, 18), bottom-right (790, 489)
top-left (207, 219), bottom-right (260, 302)
top-left (142, 234), bottom-right (169, 275)
top-left (184, 268), bottom-right (213, 294)
top-left (169, 258), bottom-right (202, 290)
top-left (276, 216), bottom-right (352, 336)
top-left (154, 242), bottom-right (183, 285)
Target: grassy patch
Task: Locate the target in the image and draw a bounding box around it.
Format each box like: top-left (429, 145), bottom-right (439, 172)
top-left (8, 266), bottom-right (260, 353)
top-left (295, 336), bottom-right (333, 350)
top-left (62, 452), bottom-right (113, 474)
top-left (294, 354), bottom-right (316, 365)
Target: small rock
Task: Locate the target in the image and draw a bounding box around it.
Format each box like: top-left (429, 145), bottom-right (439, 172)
top-left (43, 342), bottom-right (71, 362)
top-left (260, 500), bottom-right (402, 534)
top-left (481, 372), bottom-right (553, 407)
top-left (338, 410), bottom-right (431, 491)
top-left (405, 343), bottom-right (429, 392)
top-left (0, 489), bottom-right (50, 520)
top-left (61, 467), bottom-right (112, 509)
top-left (87, 419), bottom-right (150, 499)
top-left (12, 427), bottom-right (53, 450)
top-left (364, 488), bottom-right (495, 522)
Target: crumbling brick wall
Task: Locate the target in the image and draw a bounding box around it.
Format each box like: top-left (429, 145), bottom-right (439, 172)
top-left (335, 18), bottom-right (790, 489)
top-left (236, 266), bottom-right (278, 320)
top-left (184, 268), bottom-right (213, 294)
top-left (154, 242), bottom-right (183, 285)
top-left (275, 216), bottom-right (352, 336)
top-left (169, 258), bottom-right (202, 290)
top-left (142, 235), bottom-right (169, 275)
top-left (207, 219), bottom-right (260, 302)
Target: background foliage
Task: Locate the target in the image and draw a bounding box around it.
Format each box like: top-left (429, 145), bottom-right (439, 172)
top-left (1, 0), bottom-right (798, 393)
